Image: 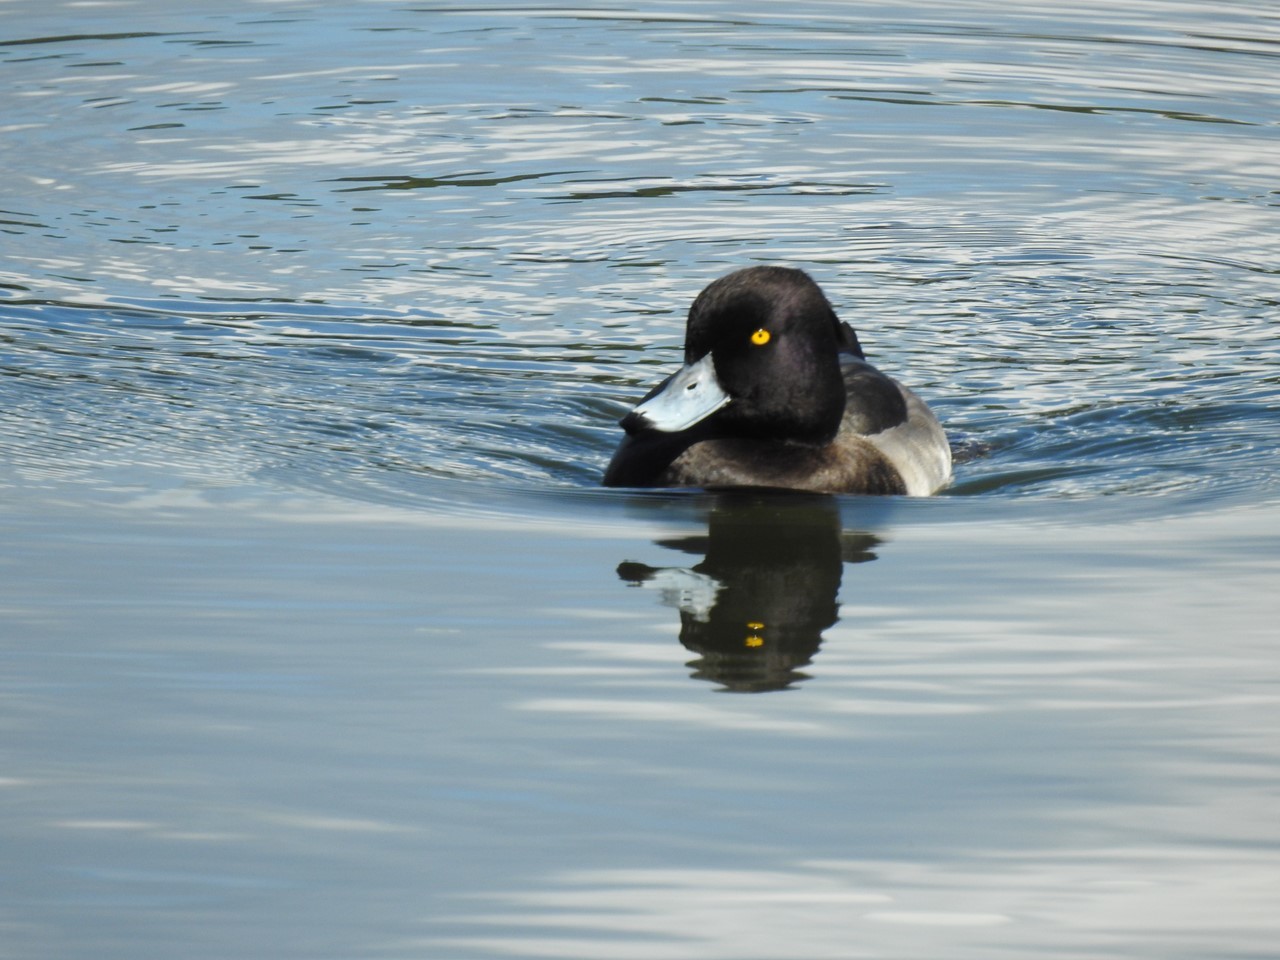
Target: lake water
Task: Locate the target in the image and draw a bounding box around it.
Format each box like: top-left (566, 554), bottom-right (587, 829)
top-left (2, 2), bottom-right (1278, 958)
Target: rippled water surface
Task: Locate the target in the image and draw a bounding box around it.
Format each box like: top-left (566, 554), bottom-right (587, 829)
top-left (2, 2), bottom-right (1278, 958)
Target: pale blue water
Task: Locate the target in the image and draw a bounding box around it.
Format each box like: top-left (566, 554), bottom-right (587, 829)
top-left (2, 2), bottom-right (1278, 958)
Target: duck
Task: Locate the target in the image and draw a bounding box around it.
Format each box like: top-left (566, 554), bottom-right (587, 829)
top-left (602, 266), bottom-right (951, 495)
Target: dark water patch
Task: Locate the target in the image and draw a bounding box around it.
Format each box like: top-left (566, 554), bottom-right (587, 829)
top-left (0, 31), bottom-right (177, 48)
top-left (328, 170), bottom-right (589, 193)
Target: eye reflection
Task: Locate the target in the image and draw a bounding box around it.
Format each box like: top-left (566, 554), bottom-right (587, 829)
top-left (618, 493), bottom-right (880, 693)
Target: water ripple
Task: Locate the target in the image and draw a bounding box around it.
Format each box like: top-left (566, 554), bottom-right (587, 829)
top-left (2, 1), bottom-right (1278, 509)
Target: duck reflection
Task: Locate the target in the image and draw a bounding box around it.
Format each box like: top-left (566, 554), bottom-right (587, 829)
top-left (618, 494), bottom-right (880, 693)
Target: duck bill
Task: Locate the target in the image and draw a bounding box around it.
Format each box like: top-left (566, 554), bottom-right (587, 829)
top-left (623, 352), bottom-right (730, 433)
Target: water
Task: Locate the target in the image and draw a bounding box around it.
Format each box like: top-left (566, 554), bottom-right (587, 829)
top-left (2, 2), bottom-right (1278, 958)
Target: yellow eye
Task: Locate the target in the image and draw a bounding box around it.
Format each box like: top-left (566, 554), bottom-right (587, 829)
top-left (750, 328), bottom-right (771, 346)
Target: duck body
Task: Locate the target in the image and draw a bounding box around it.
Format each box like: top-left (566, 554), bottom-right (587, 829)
top-left (602, 266), bottom-right (951, 496)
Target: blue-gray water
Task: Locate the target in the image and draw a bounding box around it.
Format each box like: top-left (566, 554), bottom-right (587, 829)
top-left (2, 2), bottom-right (1278, 958)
